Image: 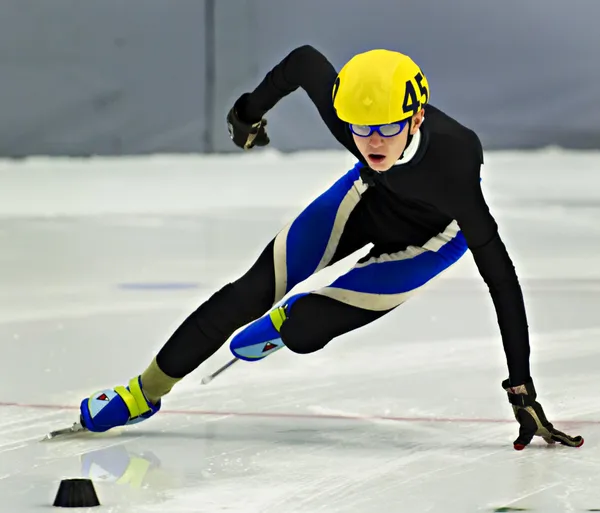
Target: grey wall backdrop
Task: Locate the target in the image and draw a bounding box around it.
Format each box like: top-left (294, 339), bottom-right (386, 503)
top-left (1, 0), bottom-right (599, 156)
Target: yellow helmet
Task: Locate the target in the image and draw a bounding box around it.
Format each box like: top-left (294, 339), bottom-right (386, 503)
top-left (333, 49), bottom-right (430, 126)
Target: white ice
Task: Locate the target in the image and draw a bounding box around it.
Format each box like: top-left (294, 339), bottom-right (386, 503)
top-left (1, 149), bottom-right (600, 512)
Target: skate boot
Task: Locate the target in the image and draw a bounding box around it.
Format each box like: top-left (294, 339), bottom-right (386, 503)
top-left (80, 376), bottom-right (161, 433)
top-left (230, 304), bottom-right (289, 361)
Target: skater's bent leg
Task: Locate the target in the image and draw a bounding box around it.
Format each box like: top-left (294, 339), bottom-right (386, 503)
top-left (229, 290), bottom-right (389, 360)
top-left (231, 220), bottom-right (469, 359)
top-left (280, 294), bottom-right (388, 354)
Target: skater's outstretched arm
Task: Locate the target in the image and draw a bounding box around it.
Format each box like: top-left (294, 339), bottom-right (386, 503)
top-left (441, 147), bottom-right (531, 385)
top-left (437, 145), bottom-right (583, 450)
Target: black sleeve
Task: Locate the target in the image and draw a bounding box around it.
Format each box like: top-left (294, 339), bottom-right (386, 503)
top-left (444, 159), bottom-right (531, 385)
top-left (235, 45), bottom-right (355, 151)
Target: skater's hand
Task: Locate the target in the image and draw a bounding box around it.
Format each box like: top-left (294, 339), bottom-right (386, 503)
top-left (226, 94), bottom-right (270, 150)
top-left (502, 378), bottom-right (583, 450)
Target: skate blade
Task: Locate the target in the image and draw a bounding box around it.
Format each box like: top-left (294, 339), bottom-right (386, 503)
top-left (42, 421), bottom-right (88, 441)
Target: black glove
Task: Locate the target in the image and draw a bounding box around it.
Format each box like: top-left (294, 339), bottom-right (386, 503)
top-left (226, 94), bottom-right (270, 150)
top-left (502, 378), bottom-right (584, 450)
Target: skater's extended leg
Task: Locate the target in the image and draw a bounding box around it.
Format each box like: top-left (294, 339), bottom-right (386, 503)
top-left (80, 164), bottom-right (370, 432)
top-left (80, 242), bottom-right (277, 433)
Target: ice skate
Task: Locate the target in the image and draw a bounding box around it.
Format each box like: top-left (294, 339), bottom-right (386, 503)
top-left (230, 305), bottom-right (288, 361)
top-left (79, 375), bottom-right (161, 433)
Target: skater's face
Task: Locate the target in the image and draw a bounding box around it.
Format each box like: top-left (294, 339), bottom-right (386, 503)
top-left (352, 109), bottom-right (425, 171)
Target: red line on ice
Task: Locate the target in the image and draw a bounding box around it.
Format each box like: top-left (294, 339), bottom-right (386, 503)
top-left (0, 400), bottom-right (595, 425)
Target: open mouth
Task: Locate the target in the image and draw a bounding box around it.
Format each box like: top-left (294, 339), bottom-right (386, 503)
top-left (368, 154), bottom-right (386, 163)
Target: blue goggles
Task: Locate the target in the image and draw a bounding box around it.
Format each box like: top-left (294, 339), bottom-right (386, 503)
top-left (349, 119), bottom-right (408, 138)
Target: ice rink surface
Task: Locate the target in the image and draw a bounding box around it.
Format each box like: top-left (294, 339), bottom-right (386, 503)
top-left (1, 149), bottom-right (600, 512)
